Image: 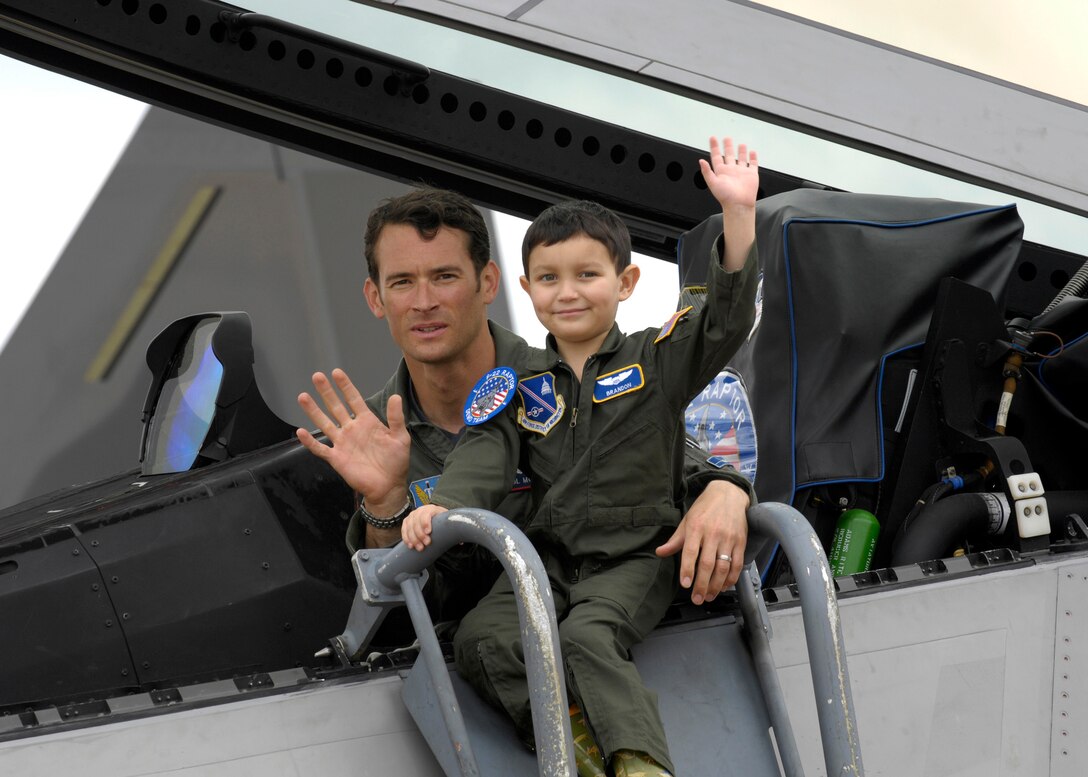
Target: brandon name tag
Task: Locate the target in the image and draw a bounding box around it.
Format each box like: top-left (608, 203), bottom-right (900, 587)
top-left (593, 364), bottom-right (645, 403)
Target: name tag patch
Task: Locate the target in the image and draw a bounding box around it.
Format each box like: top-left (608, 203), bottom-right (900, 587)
top-left (593, 364), bottom-right (645, 403)
top-left (517, 372), bottom-right (565, 435)
top-left (511, 469), bottom-right (532, 492)
top-left (412, 471), bottom-right (530, 505)
top-left (464, 366), bottom-right (517, 426)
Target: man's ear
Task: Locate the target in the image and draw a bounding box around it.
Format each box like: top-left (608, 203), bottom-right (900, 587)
top-left (618, 264), bottom-right (641, 301)
top-left (479, 260), bottom-right (501, 303)
top-left (519, 275), bottom-right (530, 294)
top-left (363, 277), bottom-right (385, 319)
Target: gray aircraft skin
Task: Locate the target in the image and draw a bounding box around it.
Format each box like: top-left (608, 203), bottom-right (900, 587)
top-left (0, 2), bottom-right (1086, 776)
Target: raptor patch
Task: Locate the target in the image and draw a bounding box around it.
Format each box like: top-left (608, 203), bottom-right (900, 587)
top-left (464, 367), bottom-right (517, 426)
top-left (685, 368), bottom-right (758, 482)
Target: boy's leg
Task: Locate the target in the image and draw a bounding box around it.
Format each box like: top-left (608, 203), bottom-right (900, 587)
top-left (560, 554), bottom-right (678, 773)
top-left (454, 573), bottom-right (566, 743)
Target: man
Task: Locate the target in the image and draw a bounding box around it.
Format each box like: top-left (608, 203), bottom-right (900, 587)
top-left (296, 188), bottom-right (751, 633)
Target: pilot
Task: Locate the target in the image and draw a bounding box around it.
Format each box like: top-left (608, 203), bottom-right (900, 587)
top-left (295, 187), bottom-right (753, 637)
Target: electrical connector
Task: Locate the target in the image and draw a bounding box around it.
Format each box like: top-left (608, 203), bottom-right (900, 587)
top-left (1007, 473), bottom-right (1045, 499)
top-left (1014, 496), bottom-right (1050, 539)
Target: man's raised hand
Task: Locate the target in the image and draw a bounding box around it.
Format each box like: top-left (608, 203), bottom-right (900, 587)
top-left (296, 368), bottom-right (410, 509)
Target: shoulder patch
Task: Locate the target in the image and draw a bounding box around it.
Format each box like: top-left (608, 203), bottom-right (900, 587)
top-left (409, 476), bottom-right (440, 507)
top-left (654, 305), bottom-right (694, 344)
top-left (685, 369), bottom-right (758, 482)
top-left (464, 367), bottom-right (517, 426)
top-left (593, 364), bottom-right (645, 403)
top-left (516, 372), bottom-right (565, 435)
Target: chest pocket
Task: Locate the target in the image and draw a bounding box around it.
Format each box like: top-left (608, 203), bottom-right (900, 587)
top-left (588, 421), bottom-right (674, 525)
top-left (524, 430), bottom-right (561, 489)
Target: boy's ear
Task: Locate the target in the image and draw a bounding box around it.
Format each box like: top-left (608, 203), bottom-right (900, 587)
top-left (363, 277), bottom-right (385, 319)
top-left (618, 264), bottom-right (640, 301)
top-left (519, 275), bottom-right (530, 294)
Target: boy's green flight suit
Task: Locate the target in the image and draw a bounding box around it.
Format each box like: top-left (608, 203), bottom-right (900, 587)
top-left (346, 322), bottom-right (753, 645)
top-left (433, 248), bottom-right (759, 771)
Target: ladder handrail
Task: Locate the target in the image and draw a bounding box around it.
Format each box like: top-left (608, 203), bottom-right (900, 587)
top-left (735, 559), bottom-right (806, 777)
top-left (748, 502), bottom-right (865, 777)
top-left (333, 508), bottom-right (575, 777)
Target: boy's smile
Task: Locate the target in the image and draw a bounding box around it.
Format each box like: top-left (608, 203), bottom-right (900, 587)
top-left (520, 234), bottom-right (639, 368)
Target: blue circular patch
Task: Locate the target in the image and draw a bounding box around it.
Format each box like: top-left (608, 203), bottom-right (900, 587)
top-left (685, 369), bottom-right (758, 482)
top-left (464, 367), bottom-right (517, 426)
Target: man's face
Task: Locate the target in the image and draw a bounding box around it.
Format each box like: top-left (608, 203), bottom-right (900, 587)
top-left (364, 224), bottom-right (499, 367)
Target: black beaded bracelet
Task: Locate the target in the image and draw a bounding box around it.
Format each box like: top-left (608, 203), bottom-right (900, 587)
top-left (358, 497), bottom-right (412, 529)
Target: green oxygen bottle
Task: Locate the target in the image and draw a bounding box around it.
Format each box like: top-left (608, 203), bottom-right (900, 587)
top-left (827, 508), bottom-right (881, 576)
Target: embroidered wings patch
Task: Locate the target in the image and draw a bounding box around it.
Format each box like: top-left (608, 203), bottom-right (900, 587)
top-left (592, 364), bottom-right (645, 403)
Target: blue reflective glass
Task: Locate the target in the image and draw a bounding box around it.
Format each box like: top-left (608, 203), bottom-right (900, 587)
top-left (143, 318), bottom-right (224, 474)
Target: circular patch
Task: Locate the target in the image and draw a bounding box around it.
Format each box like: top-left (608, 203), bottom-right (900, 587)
top-left (464, 367), bottom-right (517, 426)
top-left (685, 368), bottom-right (758, 482)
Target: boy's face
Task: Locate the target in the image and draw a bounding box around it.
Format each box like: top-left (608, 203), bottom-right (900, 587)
top-left (519, 234), bottom-right (638, 354)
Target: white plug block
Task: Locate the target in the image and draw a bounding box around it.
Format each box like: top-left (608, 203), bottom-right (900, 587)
top-left (1014, 496), bottom-right (1050, 538)
top-left (1007, 473), bottom-right (1045, 500)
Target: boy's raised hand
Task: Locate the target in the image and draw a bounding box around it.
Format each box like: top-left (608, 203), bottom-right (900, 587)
top-left (698, 136), bottom-right (759, 210)
top-left (699, 136), bottom-right (759, 271)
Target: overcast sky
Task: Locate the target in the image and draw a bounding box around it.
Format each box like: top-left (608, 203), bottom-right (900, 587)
top-left (3, 1), bottom-right (1085, 353)
top-left (0, 52), bottom-right (683, 357)
top-left (0, 54), bottom-right (147, 353)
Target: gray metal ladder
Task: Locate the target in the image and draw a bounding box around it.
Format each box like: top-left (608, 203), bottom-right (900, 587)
top-left (330, 502), bottom-right (864, 776)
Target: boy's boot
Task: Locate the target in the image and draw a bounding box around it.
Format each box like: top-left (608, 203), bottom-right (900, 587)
top-left (568, 703), bottom-right (605, 777)
top-left (612, 749), bottom-right (674, 777)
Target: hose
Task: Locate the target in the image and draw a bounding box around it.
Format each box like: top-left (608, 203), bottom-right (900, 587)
top-left (891, 494), bottom-right (992, 566)
top-left (892, 490), bottom-right (1088, 565)
top-left (1040, 258), bottom-right (1088, 318)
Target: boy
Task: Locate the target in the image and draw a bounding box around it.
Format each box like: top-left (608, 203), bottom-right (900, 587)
top-left (402, 137), bottom-right (759, 776)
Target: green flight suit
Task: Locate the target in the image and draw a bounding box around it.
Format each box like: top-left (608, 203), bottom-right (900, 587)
top-left (346, 322), bottom-right (538, 643)
top-left (434, 250), bottom-right (759, 770)
top-left (345, 321), bottom-right (754, 648)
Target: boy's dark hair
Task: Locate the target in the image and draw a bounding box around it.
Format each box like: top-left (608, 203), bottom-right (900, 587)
top-left (521, 200), bottom-right (632, 275)
top-left (364, 188), bottom-right (491, 284)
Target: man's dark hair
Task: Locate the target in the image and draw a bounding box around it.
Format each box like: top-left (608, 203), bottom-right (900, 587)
top-left (521, 200), bottom-right (631, 275)
top-left (364, 188), bottom-right (491, 283)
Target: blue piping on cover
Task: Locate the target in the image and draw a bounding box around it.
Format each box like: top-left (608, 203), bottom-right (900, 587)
top-left (780, 204), bottom-right (1017, 507)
